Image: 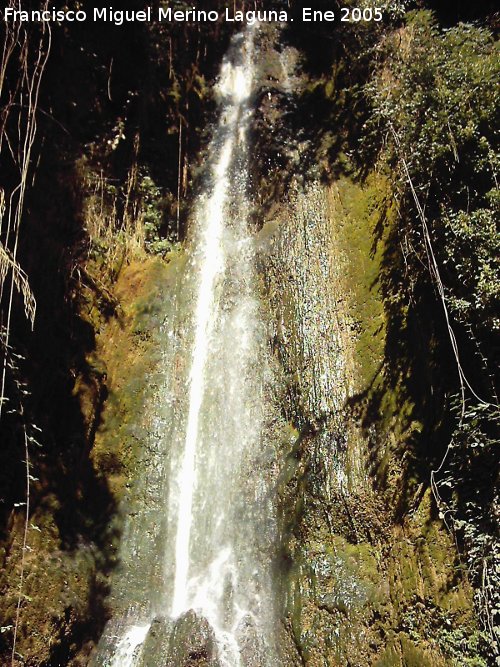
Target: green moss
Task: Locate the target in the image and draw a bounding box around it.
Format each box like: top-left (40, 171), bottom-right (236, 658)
top-left (332, 174), bottom-right (395, 391)
top-left (400, 637), bottom-right (441, 667)
top-left (374, 643), bottom-right (403, 667)
top-left (92, 251), bottom-right (184, 500)
top-left (284, 507), bottom-right (386, 665)
top-left (436, 627), bottom-right (489, 667)
top-left (0, 509), bottom-right (97, 665)
top-left (276, 174), bottom-right (483, 666)
top-left (1, 249), bottom-right (192, 665)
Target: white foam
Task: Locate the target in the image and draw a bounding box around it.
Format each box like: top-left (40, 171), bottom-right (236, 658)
top-left (109, 623), bottom-right (150, 667)
top-left (171, 28), bottom-right (256, 621)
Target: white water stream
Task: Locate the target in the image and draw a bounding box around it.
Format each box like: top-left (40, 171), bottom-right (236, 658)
top-left (92, 27), bottom-right (278, 667)
top-left (171, 32), bottom-right (255, 617)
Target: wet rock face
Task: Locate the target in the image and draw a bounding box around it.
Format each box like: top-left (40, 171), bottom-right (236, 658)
top-left (138, 611), bottom-right (300, 667)
top-left (235, 613), bottom-right (268, 667)
top-left (169, 611), bottom-right (221, 667)
top-left (138, 617), bottom-right (172, 666)
top-left (139, 612), bottom-right (221, 667)
top-left (238, 614), bottom-right (303, 667)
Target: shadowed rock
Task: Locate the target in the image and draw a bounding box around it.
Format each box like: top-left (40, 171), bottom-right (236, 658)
top-left (169, 611), bottom-right (221, 667)
top-left (139, 611), bottom-right (221, 667)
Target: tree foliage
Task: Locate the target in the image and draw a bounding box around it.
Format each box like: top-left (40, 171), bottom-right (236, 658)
top-left (366, 10), bottom-right (499, 337)
top-left (364, 10), bottom-right (499, 656)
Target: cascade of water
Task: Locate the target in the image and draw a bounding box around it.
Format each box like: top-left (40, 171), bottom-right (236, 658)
top-left (91, 27), bottom-right (279, 667)
top-left (109, 624), bottom-right (151, 667)
top-left (170, 26), bottom-right (256, 622)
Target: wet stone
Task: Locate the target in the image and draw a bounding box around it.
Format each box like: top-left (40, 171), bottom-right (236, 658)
top-left (137, 617), bottom-right (173, 667)
top-left (168, 611), bottom-right (221, 667)
top-left (235, 614), bottom-right (267, 667)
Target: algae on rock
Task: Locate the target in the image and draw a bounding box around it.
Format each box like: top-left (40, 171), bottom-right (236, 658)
top-left (263, 176), bottom-right (484, 666)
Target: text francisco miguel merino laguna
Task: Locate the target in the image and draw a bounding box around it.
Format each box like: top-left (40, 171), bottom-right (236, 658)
top-left (1, 6), bottom-right (353, 25)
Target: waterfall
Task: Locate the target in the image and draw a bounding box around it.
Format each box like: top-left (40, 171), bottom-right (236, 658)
top-left (91, 27), bottom-right (279, 667)
top-left (171, 29), bottom-right (255, 617)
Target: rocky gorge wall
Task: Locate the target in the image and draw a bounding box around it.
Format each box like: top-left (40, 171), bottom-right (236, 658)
top-left (6, 168), bottom-right (484, 667)
top-left (1, 7), bottom-right (496, 666)
top-left (0, 252), bottom-right (181, 665)
top-left (262, 178), bottom-right (486, 666)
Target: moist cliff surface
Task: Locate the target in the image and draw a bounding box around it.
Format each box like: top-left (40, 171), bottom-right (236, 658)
top-left (0, 3), bottom-right (498, 666)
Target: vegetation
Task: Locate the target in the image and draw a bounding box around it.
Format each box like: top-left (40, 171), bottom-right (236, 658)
top-left (277, 3), bottom-right (498, 663)
top-left (0, 2), bottom-right (232, 663)
top-left (362, 12), bottom-right (499, 656)
top-left (0, 1), bottom-right (498, 665)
